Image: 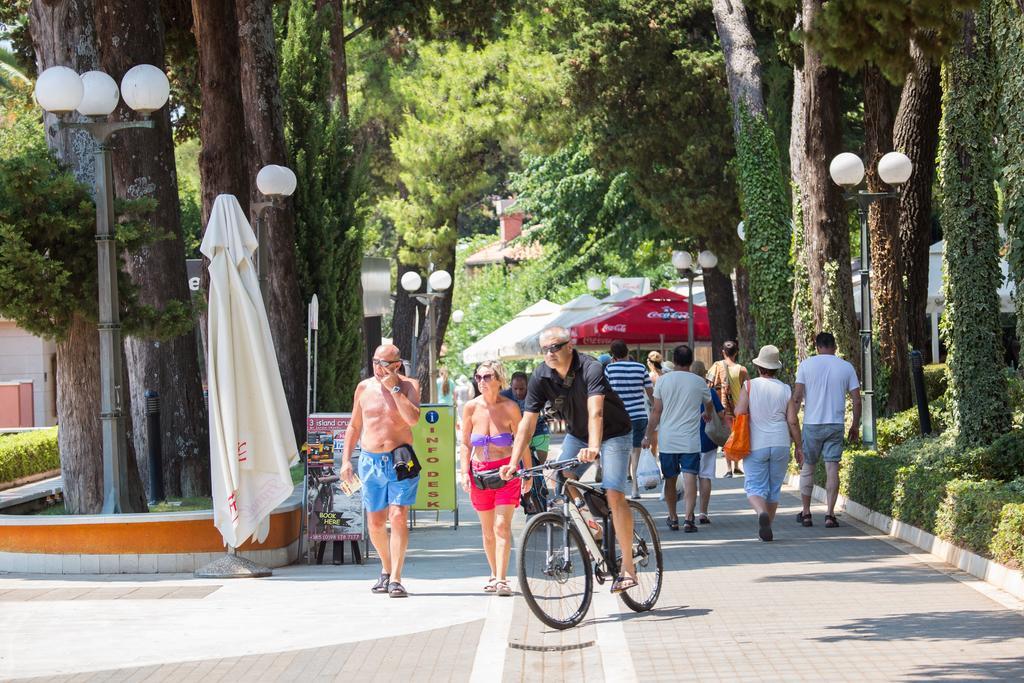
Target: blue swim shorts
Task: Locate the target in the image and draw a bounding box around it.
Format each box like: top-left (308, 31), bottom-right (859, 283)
top-left (358, 449), bottom-right (421, 513)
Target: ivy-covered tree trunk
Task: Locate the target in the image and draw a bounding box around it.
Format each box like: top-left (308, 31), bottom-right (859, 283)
top-left (711, 0), bottom-right (795, 374)
top-left (894, 37), bottom-right (942, 361)
top-left (864, 65), bottom-right (912, 413)
top-left (992, 0), bottom-right (1024, 365)
top-left (238, 0), bottom-right (310, 427)
top-left (733, 265), bottom-right (756, 359)
top-left (940, 2), bottom-right (1010, 447)
top-left (94, 0), bottom-right (210, 499)
top-left (282, 0), bottom-right (363, 413)
top-left (800, 0), bottom-right (860, 375)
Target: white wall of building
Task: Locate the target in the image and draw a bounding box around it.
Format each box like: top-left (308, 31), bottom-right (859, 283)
top-left (0, 321), bottom-right (58, 427)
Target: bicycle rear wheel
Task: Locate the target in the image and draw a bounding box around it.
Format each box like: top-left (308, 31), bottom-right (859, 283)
top-left (618, 500), bottom-right (663, 612)
top-left (517, 511), bottom-right (593, 630)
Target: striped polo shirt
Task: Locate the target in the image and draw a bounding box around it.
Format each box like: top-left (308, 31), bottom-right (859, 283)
top-left (604, 360), bottom-right (652, 422)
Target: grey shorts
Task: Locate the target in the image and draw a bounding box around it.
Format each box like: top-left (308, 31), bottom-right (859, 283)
top-left (802, 423), bottom-right (845, 465)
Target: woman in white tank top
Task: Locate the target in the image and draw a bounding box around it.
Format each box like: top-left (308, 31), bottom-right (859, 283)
top-left (735, 346), bottom-right (803, 542)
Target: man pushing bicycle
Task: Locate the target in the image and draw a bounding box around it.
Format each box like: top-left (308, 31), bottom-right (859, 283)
top-left (501, 326), bottom-right (638, 593)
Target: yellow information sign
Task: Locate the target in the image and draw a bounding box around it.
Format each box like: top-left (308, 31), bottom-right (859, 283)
top-left (412, 404), bottom-right (457, 512)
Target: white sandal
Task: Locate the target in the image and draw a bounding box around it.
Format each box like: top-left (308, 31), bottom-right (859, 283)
top-left (484, 577), bottom-right (498, 593)
top-left (494, 580), bottom-right (512, 597)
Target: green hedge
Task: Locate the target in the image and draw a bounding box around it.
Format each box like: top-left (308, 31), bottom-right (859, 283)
top-left (935, 479), bottom-right (1024, 556)
top-left (944, 429), bottom-right (1024, 482)
top-left (920, 364), bottom-right (948, 403)
top-left (892, 461), bottom-right (957, 533)
top-left (991, 502), bottom-right (1024, 567)
top-left (842, 449), bottom-right (906, 516)
top-left (0, 427), bottom-right (60, 484)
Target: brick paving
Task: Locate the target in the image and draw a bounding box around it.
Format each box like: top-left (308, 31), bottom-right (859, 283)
top-left (4, 447), bottom-right (1024, 681)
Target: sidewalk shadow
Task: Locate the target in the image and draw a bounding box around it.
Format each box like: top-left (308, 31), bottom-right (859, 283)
top-left (814, 610), bottom-right (1024, 644)
top-left (754, 565), bottom-right (953, 585)
top-left (589, 604), bottom-right (713, 625)
top-left (902, 655), bottom-right (1024, 681)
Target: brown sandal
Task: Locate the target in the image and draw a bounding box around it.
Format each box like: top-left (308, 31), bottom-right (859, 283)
top-left (610, 575), bottom-right (638, 593)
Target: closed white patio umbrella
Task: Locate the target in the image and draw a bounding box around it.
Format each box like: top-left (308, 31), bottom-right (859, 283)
top-left (196, 194), bottom-right (298, 577)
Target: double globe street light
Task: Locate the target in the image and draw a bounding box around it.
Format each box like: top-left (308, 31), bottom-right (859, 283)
top-left (829, 150), bottom-right (913, 449)
top-left (401, 268), bottom-right (453, 403)
top-left (35, 64), bottom-right (170, 514)
top-left (253, 164), bottom-right (297, 302)
top-left (672, 249), bottom-right (718, 347)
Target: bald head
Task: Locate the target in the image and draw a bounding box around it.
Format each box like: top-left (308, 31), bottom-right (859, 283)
top-left (374, 344), bottom-right (400, 361)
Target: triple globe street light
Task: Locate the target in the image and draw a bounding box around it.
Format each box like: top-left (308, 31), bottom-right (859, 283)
top-left (829, 150), bottom-right (914, 449)
top-left (36, 63), bottom-right (171, 514)
top-left (401, 268), bottom-right (453, 403)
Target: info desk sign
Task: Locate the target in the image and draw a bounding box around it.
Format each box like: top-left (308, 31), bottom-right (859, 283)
top-left (412, 404), bottom-right (457, 512)
top-left (305, 413), bottom-right (364, 541)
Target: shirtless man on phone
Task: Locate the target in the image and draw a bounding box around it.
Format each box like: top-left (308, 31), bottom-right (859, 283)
top-left (341, 344), bottom-right (421, 598)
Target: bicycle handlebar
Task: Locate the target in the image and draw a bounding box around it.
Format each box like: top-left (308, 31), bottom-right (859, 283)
top-left (514, 458), bottom-right (581, 478)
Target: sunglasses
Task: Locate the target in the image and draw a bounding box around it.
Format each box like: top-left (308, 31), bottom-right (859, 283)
top-left (541, 340), bottom-right (570, 355)
top-left (372, 358), bottom-right (401, 367)
top-left (474, 373), bottom-right (495, 382)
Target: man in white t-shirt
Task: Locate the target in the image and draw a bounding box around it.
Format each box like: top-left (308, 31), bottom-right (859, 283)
top-left (642, 345), bottom-right (713, 533)
top-left (788, 332), bottom-right (861, 529)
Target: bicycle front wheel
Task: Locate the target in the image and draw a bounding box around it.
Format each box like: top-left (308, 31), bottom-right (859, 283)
top-left (619, 500), bottom-right (663, 613)
top-left (517, 511), bottom-right (594, 630)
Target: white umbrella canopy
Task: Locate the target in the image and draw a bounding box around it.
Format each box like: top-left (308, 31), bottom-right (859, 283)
top-left (461, 299), bottom-right (562, 364)
top-left (500, 293), bottom-right (612, 360)
top-left (201, 194), bottom-right (298, 548)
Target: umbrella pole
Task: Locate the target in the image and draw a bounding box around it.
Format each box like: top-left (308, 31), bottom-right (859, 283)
top-left (660, 334), bottom-right (664, 357)
top-left (195, 544), bottom-right (273, 579)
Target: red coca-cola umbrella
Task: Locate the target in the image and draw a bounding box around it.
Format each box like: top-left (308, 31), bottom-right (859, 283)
top-left (570, 288), bottom-right (711, 346)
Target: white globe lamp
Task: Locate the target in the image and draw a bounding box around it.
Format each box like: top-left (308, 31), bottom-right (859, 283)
top-left (878, 151), bottom-right (913, 186)
top-left (34, 66), bottom-right (84, 114)
top-left (671, 250), bottom-right (693, 271)
top-left (256, 165), bottom-right (289, 196)
top-left (829, 152), bottom-right (865, 187)
top-left (428, 269), bottom-right (452, 292)
top-left (278, 166), bottom-right (297, 196)
top-left (698, 250), bottom-right (718, 270)
top-left (400, 271), bottom-right (422, 292)
top-left (77, 71), bottom-right (120, 116)
top-left (452, 309), bottom-right (465, 324)
top-left (120, 64), bottom-right (170, 115)
top-left (737, 221), bottom-right (745, 242)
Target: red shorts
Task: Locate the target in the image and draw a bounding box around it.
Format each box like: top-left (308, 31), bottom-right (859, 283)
top-left (470, 457), bottom-right (521, 511)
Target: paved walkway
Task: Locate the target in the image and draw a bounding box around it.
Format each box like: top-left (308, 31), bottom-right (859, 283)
top-left (2, 447), bottom-right (1024, 681)
top-left (0, 475), bottom-right (61, 512)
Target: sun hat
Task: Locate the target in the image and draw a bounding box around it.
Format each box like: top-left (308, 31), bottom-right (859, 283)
top-left (752, 345), bottom-right (782, 370)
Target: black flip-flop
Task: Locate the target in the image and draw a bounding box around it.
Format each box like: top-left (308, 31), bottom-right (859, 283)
top-left (610, 575), bottom-right (638, 593)
top-left (698, 514), bottom-right (710, 525)
top-left (683, 518), bottom-right (697, 533)
top-left (388, 581), bottom-right (408, 598)
top-left (758, 512), bottom-right (773, 542)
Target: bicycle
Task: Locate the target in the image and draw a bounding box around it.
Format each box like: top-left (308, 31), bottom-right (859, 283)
top-left (514, 458), bottom-right (663, 630)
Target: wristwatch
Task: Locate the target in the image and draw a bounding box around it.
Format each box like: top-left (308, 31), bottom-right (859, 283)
top-left (390, 384), bottom-right (402, 394)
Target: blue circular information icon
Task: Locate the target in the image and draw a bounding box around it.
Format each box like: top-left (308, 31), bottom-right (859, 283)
top-left (426, 410), bottom-right (439, 424)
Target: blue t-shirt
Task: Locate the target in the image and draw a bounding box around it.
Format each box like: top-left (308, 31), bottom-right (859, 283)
top-left (699, 389), bottom-right (725, 453)
top-left (604, 360), bottom-right (652, 422)
top-left (500, 388), bottom-right (549, 435)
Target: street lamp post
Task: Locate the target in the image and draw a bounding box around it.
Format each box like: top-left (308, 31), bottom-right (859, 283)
top-left (35, 64), bottom-right (171, 514)
top-left (829, 151), bottom-right (913, 449)
top-left (401, 268), bottom-right (452, 403)
top-left (672, 249), bottom-right (717, 347)
top-left (253, 165), bottom-right (297, 303)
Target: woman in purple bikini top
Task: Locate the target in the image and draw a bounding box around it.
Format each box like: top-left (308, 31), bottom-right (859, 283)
top-left (469, 431), bottom-right (515, 460)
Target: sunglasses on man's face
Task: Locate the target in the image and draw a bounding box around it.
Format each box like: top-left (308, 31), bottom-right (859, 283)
top-left (372, 358), bottom-right (401, 367)
top-left (474, 373), bottom-right (495, 383)
top-left (541, 340), bottom-right (570, 355)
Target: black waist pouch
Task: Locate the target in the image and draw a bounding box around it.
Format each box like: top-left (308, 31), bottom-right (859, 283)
top-left (392, 444), bottom-right (421, 481)
top-left (471, 469), bottom-right (508, 490)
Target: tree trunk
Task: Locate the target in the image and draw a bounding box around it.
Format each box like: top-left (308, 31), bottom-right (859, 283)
top-left (790, 56), bottom-right (816, 362)
top-left (864, 65), bottom-right (912, 413)
top-left (712, 0), bottom-right (795, 373)
top-left (27, 0), bottom-right (100, 186)
top-left (800, 0), bottom-right (860, 375)
top-left (733, 264), bottom-right (756, 359)
top-left (235, 0), bottom-right (308, 438)
top-left (703, 266), bottom-right (738, 361)
top-left (94, 0), bottom-right (211, 498)
top-left (317, 0), bottom-right (350, 118)
top-left (894, 38), bottom-right (942, 361)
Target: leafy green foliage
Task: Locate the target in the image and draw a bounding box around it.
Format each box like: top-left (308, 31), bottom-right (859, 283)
top-left (0, 427), bottom-right (59, 484)
top-left (282, 0), bottom-right (364, 411)
top-left (810, 0), bottom-right (981, 82)
top-left (557, 0), bottom-right (741, 261)
top-left (892, 460), bottom-right (957, 532)
top-left (939, 2), bottom-right (1011, 447)
top-left (737, 106), bottom-right (795, 376)
top-left (991, 501), bottom-right (1024, 567)
top-left (350, 0), bottom-right (518, 43)
top-left (935, 478), bottom-right (1024, 556)
top-left (0, 111), bottom-right (192, 341)
top-left (842, 449), bottom-right (908, 517)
